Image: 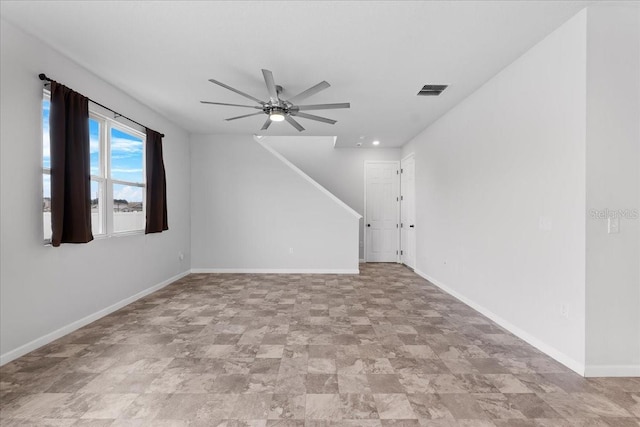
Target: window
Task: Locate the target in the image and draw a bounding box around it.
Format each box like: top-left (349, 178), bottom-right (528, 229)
top-left (43, 91), bottom-right (146, 242)
top-left (42, 96), bottom-right (52, 241)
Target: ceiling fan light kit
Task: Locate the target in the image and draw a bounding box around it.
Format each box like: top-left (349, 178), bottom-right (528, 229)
top-left (269, 107), bottom-right (286, 122)
top-left (201, 69), bottom-right (350, 132)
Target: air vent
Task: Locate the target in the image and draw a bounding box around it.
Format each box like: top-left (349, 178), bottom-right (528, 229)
top-left (417, 84), bottom-right (448, 96)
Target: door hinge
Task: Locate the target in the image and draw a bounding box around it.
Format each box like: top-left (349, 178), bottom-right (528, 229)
top-left (401, 195), bottom-right (404, 201)
top-left (401, 223), bottom-right (404, 228)
top-left (396, 224), bottom-right (399, 228)
top-left (401, 168), bottom-right (404, 173)
top-left (396, 170), bottom-right (399, 175)
top-left (401, 250), bottom-right (404, 255)
top-left (396, 250), bottom-right (399, 255)
top-left (396, 197), bottom-right (399, 202)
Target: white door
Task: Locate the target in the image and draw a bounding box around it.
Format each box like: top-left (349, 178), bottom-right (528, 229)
top-left (401, 154), bottom-right (416, 269)
top-left (365, 161), bottom-right (399, 262)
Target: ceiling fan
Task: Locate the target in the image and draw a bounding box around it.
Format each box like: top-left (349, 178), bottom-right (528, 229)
top-left (200, 69), bottom-right (350, 132)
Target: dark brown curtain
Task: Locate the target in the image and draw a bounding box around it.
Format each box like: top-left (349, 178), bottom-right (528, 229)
top-left (145, 129), bottom-right (168, 234)
top-left (50, 81), bottom-right (93, 247)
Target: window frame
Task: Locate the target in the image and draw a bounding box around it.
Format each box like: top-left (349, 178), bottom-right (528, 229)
top-left (43, 90), bottom-right (147, 244)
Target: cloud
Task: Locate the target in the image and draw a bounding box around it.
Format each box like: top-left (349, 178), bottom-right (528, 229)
top-left (111, 136), bottom-right (142, 154)
top-left (113, 185), bottom-right (143, 203)
top-left (90, 136), bottom-right (99, 153)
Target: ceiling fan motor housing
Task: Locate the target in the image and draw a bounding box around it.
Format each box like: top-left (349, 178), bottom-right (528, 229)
top-left (201, 69), bottom-right (350, 131)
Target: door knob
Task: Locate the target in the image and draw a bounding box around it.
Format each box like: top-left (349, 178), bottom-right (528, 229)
top-left (409, 225), bottom-right (415, 228)
top-left (367, 224), bottom-right (371, 227)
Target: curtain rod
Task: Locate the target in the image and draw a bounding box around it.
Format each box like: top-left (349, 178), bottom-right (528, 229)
top-left (39, 73), bottom-right (165, 138)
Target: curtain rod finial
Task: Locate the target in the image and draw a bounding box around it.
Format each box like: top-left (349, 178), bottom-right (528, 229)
top-left (39, 73), bottom-right (47, 81)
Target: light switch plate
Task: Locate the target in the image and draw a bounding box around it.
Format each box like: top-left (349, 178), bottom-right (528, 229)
top-left (560, 303), bottom-right (570, 319)
top-left (539, 216), bottom-right (553, 231)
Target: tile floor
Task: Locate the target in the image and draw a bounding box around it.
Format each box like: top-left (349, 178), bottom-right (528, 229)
top-left (1, 263), bottom-right (639, 426)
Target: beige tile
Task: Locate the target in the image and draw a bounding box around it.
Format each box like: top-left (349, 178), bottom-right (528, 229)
top-left (5, 393), bottom-right (71, 419)
top-left (120, 393), bottom-right (171, 419)
top-left (401, 346), bottom-right (438, 359)
top-left (257, 345), bottom-right (285, 359)
top-left (337, 358), bottom-right (366, 375)
top-left (268, 394), bottom-right (305, 419)
top-left (196, 393), bottom-right (239, 420)
top-left (406, 393), bottom-right (454, 419)
top-left (373, 394), bottom-right (417, 419)
top-left (485, 374), bottom-right (532, 393)
top-left (338, 375), bottom-right (372, 394)
top-left (363, 358), bottom-right (395, 374)
top-left (308, 358), bottom-right (337, 374)
top-left (306, 374), bottom-right (339, 393)
top-left (80, 393), bottom-right (138, 419)
top-left (230, 393), bottom-right (273, 419)
top-left (438, 394), bottom-right (489, 420)
top-left (473, 392), bottom-right (526, 419)
top-left (305, 393), bottom-right (342, 420)
top-left (340, 393), bottom-right (378, 419)
top-left (504, 393), bottom-right (561, 418)
top-left (367, 374), bottom-right (405, 393)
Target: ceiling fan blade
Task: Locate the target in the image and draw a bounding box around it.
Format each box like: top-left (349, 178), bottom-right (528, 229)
top-left (262, 69), bottom-right (279, 102)
top-left (296, 103), bottom-right (350, 111)
top-left (287, 81), bottom-right (330, 104)
top-left (285, 115), bottom-right (305, 132)
top-left (201, 101), bottom-right (262, 109)
top-left (208, 78), bottom-right (264, 104)
top-left (225, 112), bottom-right (264, 121)
top-left (293, 112), bottom-right (337, 125)
top-left (261, 119), bottom-right (272, 130)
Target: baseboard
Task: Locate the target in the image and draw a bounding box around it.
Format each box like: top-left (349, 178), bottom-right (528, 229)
top-left (359, 259), bottom-right (365, 263)
top-left (191, 268), bottom-right (359, 274)
top-left (414, 269), bottom-right (586, 376)
top-left (584, 364), bottom-right (640, 377)
top-left (0, 270), bottom-right (191, 366)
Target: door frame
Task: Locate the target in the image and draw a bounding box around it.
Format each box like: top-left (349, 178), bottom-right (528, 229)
top-left (364, 160), bottom-right (400, 263)
top-left (400, 153), bottom-right (416, 269)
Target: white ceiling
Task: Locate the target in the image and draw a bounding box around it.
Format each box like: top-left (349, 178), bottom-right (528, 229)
top-left (1, 1), bottom-right (589, 147)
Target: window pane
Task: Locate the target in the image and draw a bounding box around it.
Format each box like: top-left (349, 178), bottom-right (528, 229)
top-left (43, 98), bottom-right (50, 169)
top-left (91, 180), bottom-right (103, 235)
top-left (110, 127), bottom-right (143, 183)
top-left (89, 119), bottom-right (100, 176)
top-left (113, 183), bottom-right (144, 233)
top-left (43, 173), bottom-right (51, 241)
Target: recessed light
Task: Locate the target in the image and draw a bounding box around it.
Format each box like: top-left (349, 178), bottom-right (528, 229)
top-left (372, 140), bottom-right (380, 146)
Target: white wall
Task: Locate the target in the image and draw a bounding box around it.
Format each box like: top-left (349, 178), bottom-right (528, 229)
top-left (264, 136), bottom-right (401, 259)
top-left (190, 134), bottom-right (360, 273)
top-left (402, 11), bottom-right (588, 373)
top-left (585, 4), bottom-right (640, 376)
top-left (43, 213), bottom-right (145, 241)
top-left (0, 19), bottom-right (192, 364)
